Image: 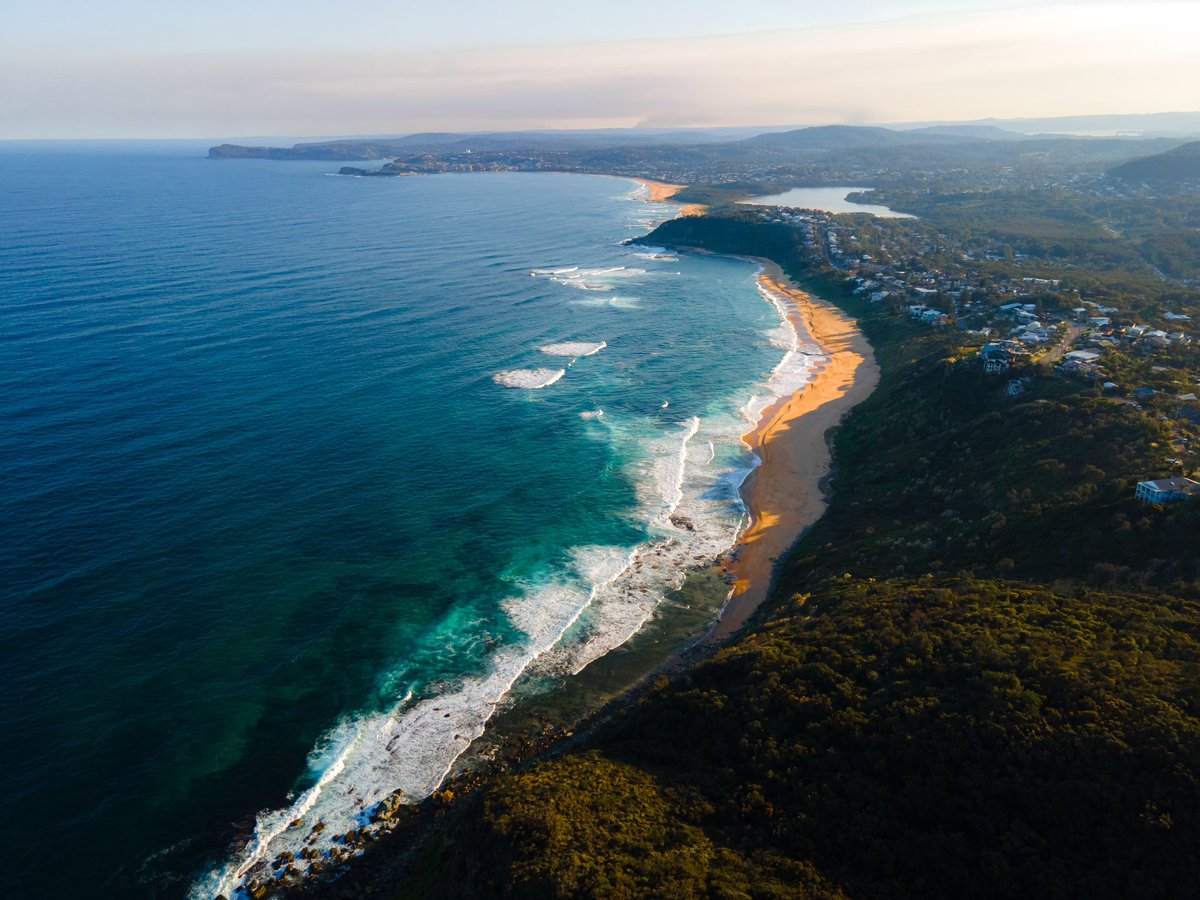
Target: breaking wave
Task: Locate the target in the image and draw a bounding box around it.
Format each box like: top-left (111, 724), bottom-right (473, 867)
top-left (192, 183), bottom-right (827, 900)
top-left (531, 265), bottom-right (648, 292)
top-left (492, 368), bottom-right (566, 389)
top-left (540, 341), bottom-right (607, 358)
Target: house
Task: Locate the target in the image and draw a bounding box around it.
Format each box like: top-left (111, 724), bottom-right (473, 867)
top-left (1008, 376), bottom-right (1032, 398)
top-left (979, 342), bottom-right (1017, 373)
top-left (906, 305), bottom-right (947, 325)
top-left (1135, 476), bottom-right (1200, 504)
top-left (1059, 359), bottom-right (1099, 376)
top-left (1016, 325), bottom-right (1052, 343)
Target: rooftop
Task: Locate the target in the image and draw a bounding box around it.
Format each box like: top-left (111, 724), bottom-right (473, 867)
top-left (1138, 476), bottom-right (1200, 494)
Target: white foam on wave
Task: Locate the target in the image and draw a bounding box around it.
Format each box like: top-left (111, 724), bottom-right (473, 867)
top-left (568, 295), bottom-right (641, 310)
top-left (493, 368), bottom-right (566, 389)
top-left (195, 541), bottom-right (694, 899)
top-left (540, 341), bottom-right (607, 358)
top-left (535, 276), bottom-right (832, 679)
top-left (532, 266), bottom-right (648, 292)
top-left (653, 416), bottom-right (697, 528)
top-left (580, 409), bottom-right (605, 420)
top-left (529, 413), bottom-right (758, 678)
top-left (195, 639), bottom-right (547, 898)
top-left (213, 719), bottom-right (363, 894)
top-left (199, 407), bottom-right (761, 899)
top-left (528, 273), bottom-right (830, 685)
top-left (741, 279), bottom-right (827, 426)
top-left (195, 199), bottom-right (830, 900)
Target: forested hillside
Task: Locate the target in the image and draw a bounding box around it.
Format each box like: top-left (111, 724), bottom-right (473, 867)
top-left (408, 579), bottom-right (1200, 899)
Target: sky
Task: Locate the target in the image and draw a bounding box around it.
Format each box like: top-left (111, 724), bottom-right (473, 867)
top-left (1, 1), bottom-right (1197, 139)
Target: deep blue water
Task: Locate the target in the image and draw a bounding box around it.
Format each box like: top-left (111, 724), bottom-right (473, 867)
top-left (0, 145), bottom-right (802, 897)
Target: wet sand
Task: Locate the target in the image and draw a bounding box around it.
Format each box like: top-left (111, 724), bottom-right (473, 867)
top-left (715, 262), bottom-right (879, 639)
top-left (632, 178), bottom-right (707, 216)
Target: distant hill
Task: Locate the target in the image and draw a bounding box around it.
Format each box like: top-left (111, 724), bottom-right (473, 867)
top-left (207, 126), bottom-right (793, 160)
top-left (208, 141), bottom-right (407, 160)
top-left (1110, 140), bottom-right (1200, 184)
top-left (908, 124), bottom-right (1028, 141)
top-left (741, 124), bottom-right (979, 150)
top-left (896, 111), bottom-right (1200, 138)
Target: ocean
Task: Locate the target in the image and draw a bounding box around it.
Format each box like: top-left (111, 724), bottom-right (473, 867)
top-left (0, 144), bottom-right (820, 897)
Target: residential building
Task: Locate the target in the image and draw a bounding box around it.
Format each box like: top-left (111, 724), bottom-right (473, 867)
top-left (1135, 476), bottom-right (1200, 504)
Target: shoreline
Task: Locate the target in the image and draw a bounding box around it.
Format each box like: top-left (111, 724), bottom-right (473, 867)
top-left (715, 260), bottom-right (880, 639)
top-left (454, 257), bottom-right (880, 765)
top-left (630, 177), bottom-right (708, 217)
top-left (238, 239), bottom-right (880, 898)
top-left (208, 186), bottom-right (875, 899)
top-left (281, 256), bottom-right (882, 899)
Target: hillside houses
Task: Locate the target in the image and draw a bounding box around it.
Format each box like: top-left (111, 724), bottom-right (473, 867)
top-left (979, 340), bottom-right (1030, 374)
top-left (739, 203), bottom-right (1196, 406)
top-left (907, 304), bottom-right (949, 326)
top-left (1014, 322), bottom-right (1055, 344)
top-left (1135, 476), bottom-right (1200, 504)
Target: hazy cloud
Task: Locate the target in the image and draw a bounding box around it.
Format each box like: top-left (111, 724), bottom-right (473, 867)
top-left (2, 3), bottom-right (1196, 138)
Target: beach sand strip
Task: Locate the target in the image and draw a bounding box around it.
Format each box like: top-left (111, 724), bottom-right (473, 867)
top-left (633, 177), bottom-right (708, 217)
top-left (715, 262), bottom-right (880, 639)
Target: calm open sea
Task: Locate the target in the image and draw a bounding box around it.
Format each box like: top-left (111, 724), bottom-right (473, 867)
top-left (0, 144), bottom-right (818, 897)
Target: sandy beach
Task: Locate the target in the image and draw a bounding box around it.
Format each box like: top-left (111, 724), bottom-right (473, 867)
top-left (714, 262), bottom-right (879, 639)
top-left (632, 177), bottom-right (707, 216)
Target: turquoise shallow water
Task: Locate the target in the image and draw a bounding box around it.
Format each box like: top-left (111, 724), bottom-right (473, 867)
top-left (0, 146), bottom-right (815, 897)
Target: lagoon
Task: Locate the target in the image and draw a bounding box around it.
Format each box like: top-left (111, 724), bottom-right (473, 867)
top-left (742, 185), bottom-right (914, 218)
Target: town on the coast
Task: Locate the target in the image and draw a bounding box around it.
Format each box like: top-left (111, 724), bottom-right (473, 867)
top-left (743, 202), bottom-right (1200, 505)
